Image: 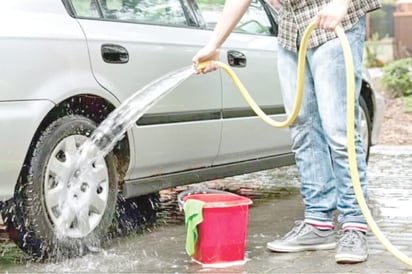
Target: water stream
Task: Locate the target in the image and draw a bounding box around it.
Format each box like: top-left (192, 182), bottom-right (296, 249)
top-left (56, 66), bottom-right (195, 234)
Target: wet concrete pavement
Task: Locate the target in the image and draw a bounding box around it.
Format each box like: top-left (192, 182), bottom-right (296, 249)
top-left (2, 145), bottom-right (412, 273)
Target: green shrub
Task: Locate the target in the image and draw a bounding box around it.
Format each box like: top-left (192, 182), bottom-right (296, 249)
top-left (382, 58), bottom-right (412, 98)
top-left (403, 95), bottom-right (412, 113)
top-left (364, 32), bottom-right (387, 68)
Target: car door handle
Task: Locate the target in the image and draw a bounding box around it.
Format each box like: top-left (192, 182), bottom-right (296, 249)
top-left (227, 50), bottom-right (247, 68)
top-left (101, 44), bottom-right (129, 64)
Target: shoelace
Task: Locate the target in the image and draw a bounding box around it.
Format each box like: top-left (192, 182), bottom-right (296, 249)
top-left (283, 220), bottom-right (309, 240)
top-left (338, 230), bottom-right (362, 247)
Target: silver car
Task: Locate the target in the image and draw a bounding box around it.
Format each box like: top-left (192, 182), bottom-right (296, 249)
top-left (0, 0), bottom-right (383, 259)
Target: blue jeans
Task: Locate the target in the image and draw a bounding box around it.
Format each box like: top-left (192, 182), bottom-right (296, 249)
top-left (278, 17), bottom-right (367, 226)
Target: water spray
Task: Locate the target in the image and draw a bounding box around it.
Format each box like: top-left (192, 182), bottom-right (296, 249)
top-left (56, 66), bottom-right (194, 235)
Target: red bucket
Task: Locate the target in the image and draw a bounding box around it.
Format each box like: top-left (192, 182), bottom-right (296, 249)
top-left (182, 191), bottom-right (253, 266)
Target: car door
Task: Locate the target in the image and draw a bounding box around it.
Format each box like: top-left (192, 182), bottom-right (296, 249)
top-left (69, 0), bottom-right (222, 178)
top-left (196, 0), bottom-right (292, 165)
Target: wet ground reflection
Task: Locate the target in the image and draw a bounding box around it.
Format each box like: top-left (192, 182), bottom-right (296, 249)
top-left (365, 146), bottom-right (412, 258)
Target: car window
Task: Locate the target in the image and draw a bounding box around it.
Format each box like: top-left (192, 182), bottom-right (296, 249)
top-left (196, 0), bottom-right (273, 36)
top-left (70, 0), bottom-right (100, 18)
top-left (68, 0), bottom-right (188, 26)
top-left (98, 0), bottom-right (188, 26)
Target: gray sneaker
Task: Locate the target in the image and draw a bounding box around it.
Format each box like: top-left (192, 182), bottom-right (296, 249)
top-left (266, 221), bottom-right (336, 252)
top-left (335, 229), bottom-right (368, 264)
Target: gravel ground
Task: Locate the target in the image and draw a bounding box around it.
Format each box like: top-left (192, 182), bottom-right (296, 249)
top-left (377, 92), bottom-right (412, 145)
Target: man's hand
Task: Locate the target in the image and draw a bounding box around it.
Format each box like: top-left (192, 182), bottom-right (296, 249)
top-left (315, 0), bottom-right (350, 30)
top-left (192, 44), bottom-right (220, 74)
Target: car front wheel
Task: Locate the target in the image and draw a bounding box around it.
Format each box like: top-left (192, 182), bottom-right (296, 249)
top-left (15, 115), bottom-right (118, 259)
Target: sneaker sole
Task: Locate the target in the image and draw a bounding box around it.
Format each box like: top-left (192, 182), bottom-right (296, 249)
top-left (335, 253), bottom-right (368, 264)
top-left (267, 242), bottom-right (336, 252)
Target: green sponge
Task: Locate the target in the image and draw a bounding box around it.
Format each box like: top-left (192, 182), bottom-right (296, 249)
top-left (183, 199), bottom-right (205, 256)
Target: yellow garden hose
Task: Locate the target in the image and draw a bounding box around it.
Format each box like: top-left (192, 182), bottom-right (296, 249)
top-left (199, 21), bottom-right (412, 267)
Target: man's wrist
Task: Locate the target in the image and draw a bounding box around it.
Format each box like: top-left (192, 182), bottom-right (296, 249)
top-left (337, 0), bottom-right (350, 7)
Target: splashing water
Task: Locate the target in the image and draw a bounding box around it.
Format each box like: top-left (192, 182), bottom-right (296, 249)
top-left (55, 66), bottom-right (195, 236)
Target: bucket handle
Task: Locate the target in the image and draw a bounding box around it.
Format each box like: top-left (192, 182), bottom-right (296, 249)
top-left (177, 188), bottom-right (232, 210)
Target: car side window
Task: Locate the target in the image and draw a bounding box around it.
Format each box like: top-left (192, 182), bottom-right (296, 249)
top-left (196, 0), bottom-right (274, 36)
top-left (98, 0), bottom-right (188, 26)
top-left (70, 0), bottom-right (101, 18)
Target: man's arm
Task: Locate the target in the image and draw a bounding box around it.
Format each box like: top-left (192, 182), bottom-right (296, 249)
top-left (192, 0), bottom-right (252, 73)
top-left (208, 0), bottom-right (252, 49)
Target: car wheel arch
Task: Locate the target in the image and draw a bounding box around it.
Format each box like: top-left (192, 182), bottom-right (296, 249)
top-left (18, 94), bottom-right (131, 188)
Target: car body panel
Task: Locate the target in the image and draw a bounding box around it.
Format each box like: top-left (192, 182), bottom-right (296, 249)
top-left (0, 1), bottom-right (91, 102)
top-left (0, 100), bottom-right (54, 200)
top-left (76, 19), bottom-right (222, 178)
top-left (216, 33), bottom-right (292, 165)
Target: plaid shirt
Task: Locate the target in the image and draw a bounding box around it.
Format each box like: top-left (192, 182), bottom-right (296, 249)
top-left (278, 0), bottom-right (381, 52)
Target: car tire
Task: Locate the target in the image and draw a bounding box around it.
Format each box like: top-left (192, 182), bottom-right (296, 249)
top-left (15, 115), bottom-right (118, 260)
top-left (359, 96), bottom-right (371, 162)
